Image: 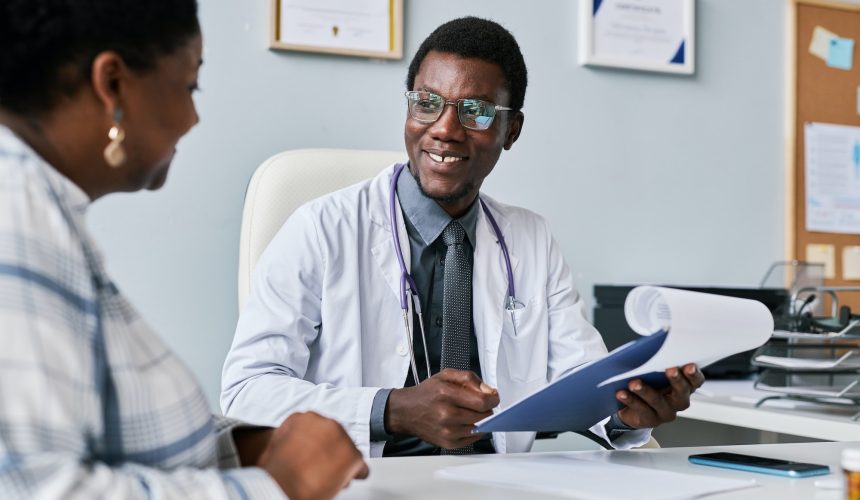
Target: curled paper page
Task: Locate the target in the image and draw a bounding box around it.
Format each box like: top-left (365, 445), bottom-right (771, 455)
top-left (600, 286), bottom-right (773, 386)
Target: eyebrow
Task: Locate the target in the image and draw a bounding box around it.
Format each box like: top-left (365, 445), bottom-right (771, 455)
top-left (417, 85), bottom-right (495, 102)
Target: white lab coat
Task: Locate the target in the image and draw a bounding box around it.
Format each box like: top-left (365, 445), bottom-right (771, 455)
top-left (221, 164), bottom-right (651, 457)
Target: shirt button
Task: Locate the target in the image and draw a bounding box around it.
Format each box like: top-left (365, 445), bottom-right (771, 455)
top-left (435, 316), bottom-right (443, 327)
top-left (397, 343), bottom-right (408, 356)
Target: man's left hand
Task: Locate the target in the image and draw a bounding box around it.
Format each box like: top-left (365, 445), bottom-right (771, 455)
top-left (615, 363), bottom-right (705, 429)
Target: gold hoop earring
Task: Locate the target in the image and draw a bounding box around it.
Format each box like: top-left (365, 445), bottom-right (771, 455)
top-left (104, 108), bottom-right (126, 168)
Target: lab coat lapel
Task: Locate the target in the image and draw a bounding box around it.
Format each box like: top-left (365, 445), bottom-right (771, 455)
top-left (369, 169), bottom-right (411, 315)
top-left (473, 199), bottom-right (518, 388)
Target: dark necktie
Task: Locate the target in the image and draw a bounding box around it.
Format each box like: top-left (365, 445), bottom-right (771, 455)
top-left (440, 221), bottom-right (475, 455)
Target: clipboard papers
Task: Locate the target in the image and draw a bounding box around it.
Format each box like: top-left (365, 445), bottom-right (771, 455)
top-left (475, 286), bottom-right (774, 433)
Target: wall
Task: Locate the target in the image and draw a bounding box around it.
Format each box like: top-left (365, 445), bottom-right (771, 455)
top-left (88, 0), bottom-right (786, 408)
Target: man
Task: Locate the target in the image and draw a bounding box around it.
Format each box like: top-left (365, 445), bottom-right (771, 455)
top-left (221, 17), bottom-right (704, 457)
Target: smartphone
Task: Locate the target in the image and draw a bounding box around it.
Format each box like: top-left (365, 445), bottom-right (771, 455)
top-left (688, 452), bottom-right (830, 478)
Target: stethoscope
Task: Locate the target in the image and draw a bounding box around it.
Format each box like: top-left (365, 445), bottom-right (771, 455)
top-left (389, 163), bottom-right (524, 383)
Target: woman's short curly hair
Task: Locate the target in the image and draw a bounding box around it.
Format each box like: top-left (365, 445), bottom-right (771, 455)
top-left (406, 17), bottom-right (528, 113)
top-left (0, 0), bottom-right (199, 115)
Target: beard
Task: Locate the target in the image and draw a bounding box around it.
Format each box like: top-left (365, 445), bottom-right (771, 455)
top-left (410, 164), bottom-right (475, 205)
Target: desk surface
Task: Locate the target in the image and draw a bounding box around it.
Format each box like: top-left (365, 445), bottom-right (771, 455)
top-left (341, 441), bottom-right (851, 499)
top-left (680, 380), bottom-right (860, 441)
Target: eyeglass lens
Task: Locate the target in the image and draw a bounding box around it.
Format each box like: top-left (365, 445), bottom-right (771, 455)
top-left (406, 91), bottom-right (498, 130)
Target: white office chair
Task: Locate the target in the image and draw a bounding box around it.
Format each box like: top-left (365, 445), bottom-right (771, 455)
top-left (237, 148), bottom-right (405, 309)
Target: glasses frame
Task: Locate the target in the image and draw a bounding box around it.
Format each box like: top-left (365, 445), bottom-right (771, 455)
top-left (404, 91), bottom-right (513, 131)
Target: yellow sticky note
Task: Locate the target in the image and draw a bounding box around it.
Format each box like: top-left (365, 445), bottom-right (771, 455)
top-left (807, 244), bottom-right (836, 279)
top-left (843, 246), bottom-right (860, 280)
top-left (810, 26), bottom-right (838, 61)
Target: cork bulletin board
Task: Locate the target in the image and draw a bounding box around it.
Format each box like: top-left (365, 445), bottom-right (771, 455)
top-left (789, 0), bottom-right (860, 310)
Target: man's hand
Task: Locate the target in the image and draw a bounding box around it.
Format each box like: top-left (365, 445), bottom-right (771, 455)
top-left (615, 363), bottom-right (705, 429)
top-left (385, 368), bottom-right (500, 449)
top-left (257, 412), bottom-right (369, 500)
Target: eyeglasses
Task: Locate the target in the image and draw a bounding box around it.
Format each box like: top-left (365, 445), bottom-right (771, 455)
top-left (405, 91), bottom-right (513, 131)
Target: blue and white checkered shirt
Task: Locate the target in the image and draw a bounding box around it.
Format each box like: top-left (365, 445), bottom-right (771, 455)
top-left (0, 126), bottom-right (283, 499)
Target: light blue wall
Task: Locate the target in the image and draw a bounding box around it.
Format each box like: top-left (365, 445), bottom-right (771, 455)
top-left (88, 0), bottom-right (786, 408)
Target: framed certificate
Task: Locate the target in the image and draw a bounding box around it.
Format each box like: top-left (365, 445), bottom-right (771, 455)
top-left (578, 0), bottom-right (695, 75)
top-left (270, 0), bottom-right (403, 59)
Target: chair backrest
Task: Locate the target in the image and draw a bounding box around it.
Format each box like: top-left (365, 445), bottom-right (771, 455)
top-left (238, 148), bottom-right (404, 309)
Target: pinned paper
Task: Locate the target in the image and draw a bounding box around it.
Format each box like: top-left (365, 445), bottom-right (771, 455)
top-left (809, 26), bottom-right (838, 61)
top-left (844, 246), bottom-right (860, 280)
top-left (807, 243), bottom-right (836, 279)
top-left (827, 37), bottom-right (855, 70)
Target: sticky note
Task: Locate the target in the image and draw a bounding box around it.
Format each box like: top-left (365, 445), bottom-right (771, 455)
top-left (844, 246), bottom-right (860, 280)
top-left (809, 26), bottom-right (837, 61)
top-left (806, 244), bottom-right (836, 279)
top-left (827, 37), bottom-right (855, 70)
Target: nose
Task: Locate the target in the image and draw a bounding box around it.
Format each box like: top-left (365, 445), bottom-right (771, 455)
top-left (427, 101), bottom-right (466, 142)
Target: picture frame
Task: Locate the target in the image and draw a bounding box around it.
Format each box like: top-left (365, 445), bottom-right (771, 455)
top-left (270, 0), bottom-right (403, 59)
top-left (578, 0), bottom-right (696, 75)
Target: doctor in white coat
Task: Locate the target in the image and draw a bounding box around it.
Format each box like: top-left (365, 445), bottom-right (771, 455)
top-left (221, 17), bottom-right (703, 458)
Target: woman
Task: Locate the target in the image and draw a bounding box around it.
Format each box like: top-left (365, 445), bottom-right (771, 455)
top-left (0, 1), bottom-right (367, 498)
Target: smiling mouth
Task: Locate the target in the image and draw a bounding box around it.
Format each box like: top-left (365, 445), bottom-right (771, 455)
top-left (426, 151), bottom-right (468, 163)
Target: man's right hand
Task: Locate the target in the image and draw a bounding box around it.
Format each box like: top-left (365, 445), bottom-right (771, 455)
top-left (258, 411), bottom-right (368, 500)
top-left (385, 368), bottom-right (500, 449)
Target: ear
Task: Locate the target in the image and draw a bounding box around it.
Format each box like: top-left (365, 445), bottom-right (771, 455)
top-left (502, 111), bottom-right (524, 150)
top-left (89, 51), bottom-right (131, 119)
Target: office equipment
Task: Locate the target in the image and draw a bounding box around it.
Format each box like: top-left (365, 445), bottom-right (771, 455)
top-left (594, 284), bottom-right (790, 378)
top-left (340, 441), bottom-right (854, 500)
top-left (688, 452), bottom-right (830, 478)
top-left (679, 379), bottom-right (860, 443)
top-left (475, 287), bottom-right (772, 433)
top-left (788, 0), bottom-right (860, 313)
top-left (237, 149), bottom-right (403, 309)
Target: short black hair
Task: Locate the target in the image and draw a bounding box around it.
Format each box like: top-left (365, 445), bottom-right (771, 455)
top-left (0, 0), bottom-right (199, 115)
top-left (406, 17), bottom-right (528, 113)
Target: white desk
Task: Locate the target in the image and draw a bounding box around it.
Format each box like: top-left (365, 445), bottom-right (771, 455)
top-left (679, 380), bottom-right (860, 441)
top-left (341, 441), bottom-right (851, 499)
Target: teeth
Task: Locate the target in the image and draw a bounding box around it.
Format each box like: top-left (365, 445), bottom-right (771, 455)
top-left (428, 152), bottom-right (463, 163)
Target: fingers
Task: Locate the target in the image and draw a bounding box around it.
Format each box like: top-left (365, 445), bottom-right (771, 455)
top-left (682, 363), bottom-right (706, 388)
top-left (437, 369), bottom-right (500, 412)
top-left (616, 365), bottom-right (706, 428)
top-left (353, 458), bottom-right (370, 480)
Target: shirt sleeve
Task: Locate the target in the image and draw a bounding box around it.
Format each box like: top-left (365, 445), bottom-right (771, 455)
top-left (370, 389), bottom-right (395, 442)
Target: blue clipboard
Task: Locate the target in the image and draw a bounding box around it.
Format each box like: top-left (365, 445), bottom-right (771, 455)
top-left (474, 331), bottom-right (670, 433)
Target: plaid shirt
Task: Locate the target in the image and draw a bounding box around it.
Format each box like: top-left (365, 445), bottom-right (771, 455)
top-left (0, 126), bottom-right (283, 499)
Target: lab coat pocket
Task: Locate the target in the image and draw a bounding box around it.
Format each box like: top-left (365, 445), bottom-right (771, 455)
top-left (498, 297), bottom-right (549, 383)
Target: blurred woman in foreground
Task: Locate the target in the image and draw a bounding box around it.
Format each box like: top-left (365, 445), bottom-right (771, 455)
top-left (0, 1), bottom-right (367, 498)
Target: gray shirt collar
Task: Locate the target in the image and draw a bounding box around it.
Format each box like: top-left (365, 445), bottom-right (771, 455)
top-left (396, 163), bottom-right (479, 247)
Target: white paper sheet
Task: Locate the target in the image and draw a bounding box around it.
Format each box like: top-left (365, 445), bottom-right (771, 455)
top-left (601, 287), bottom-right (773, 385)
top-left (435, 456), bottom-right (757, 500)
top-left (805, 122), bottom-right (860, 234)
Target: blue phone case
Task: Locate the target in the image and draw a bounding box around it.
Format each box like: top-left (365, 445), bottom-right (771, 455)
top-left (688, 455), bottom-right (831, 478)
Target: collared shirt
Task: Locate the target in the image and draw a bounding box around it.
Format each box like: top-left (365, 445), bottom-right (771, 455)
top-left (0, 126), bottom-right (282, 499)
top-left (371, 164), bottom-right (493, 456)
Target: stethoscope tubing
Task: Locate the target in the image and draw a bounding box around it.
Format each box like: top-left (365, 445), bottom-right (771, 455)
top-left (389, 162), bottom-right (518, 382)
